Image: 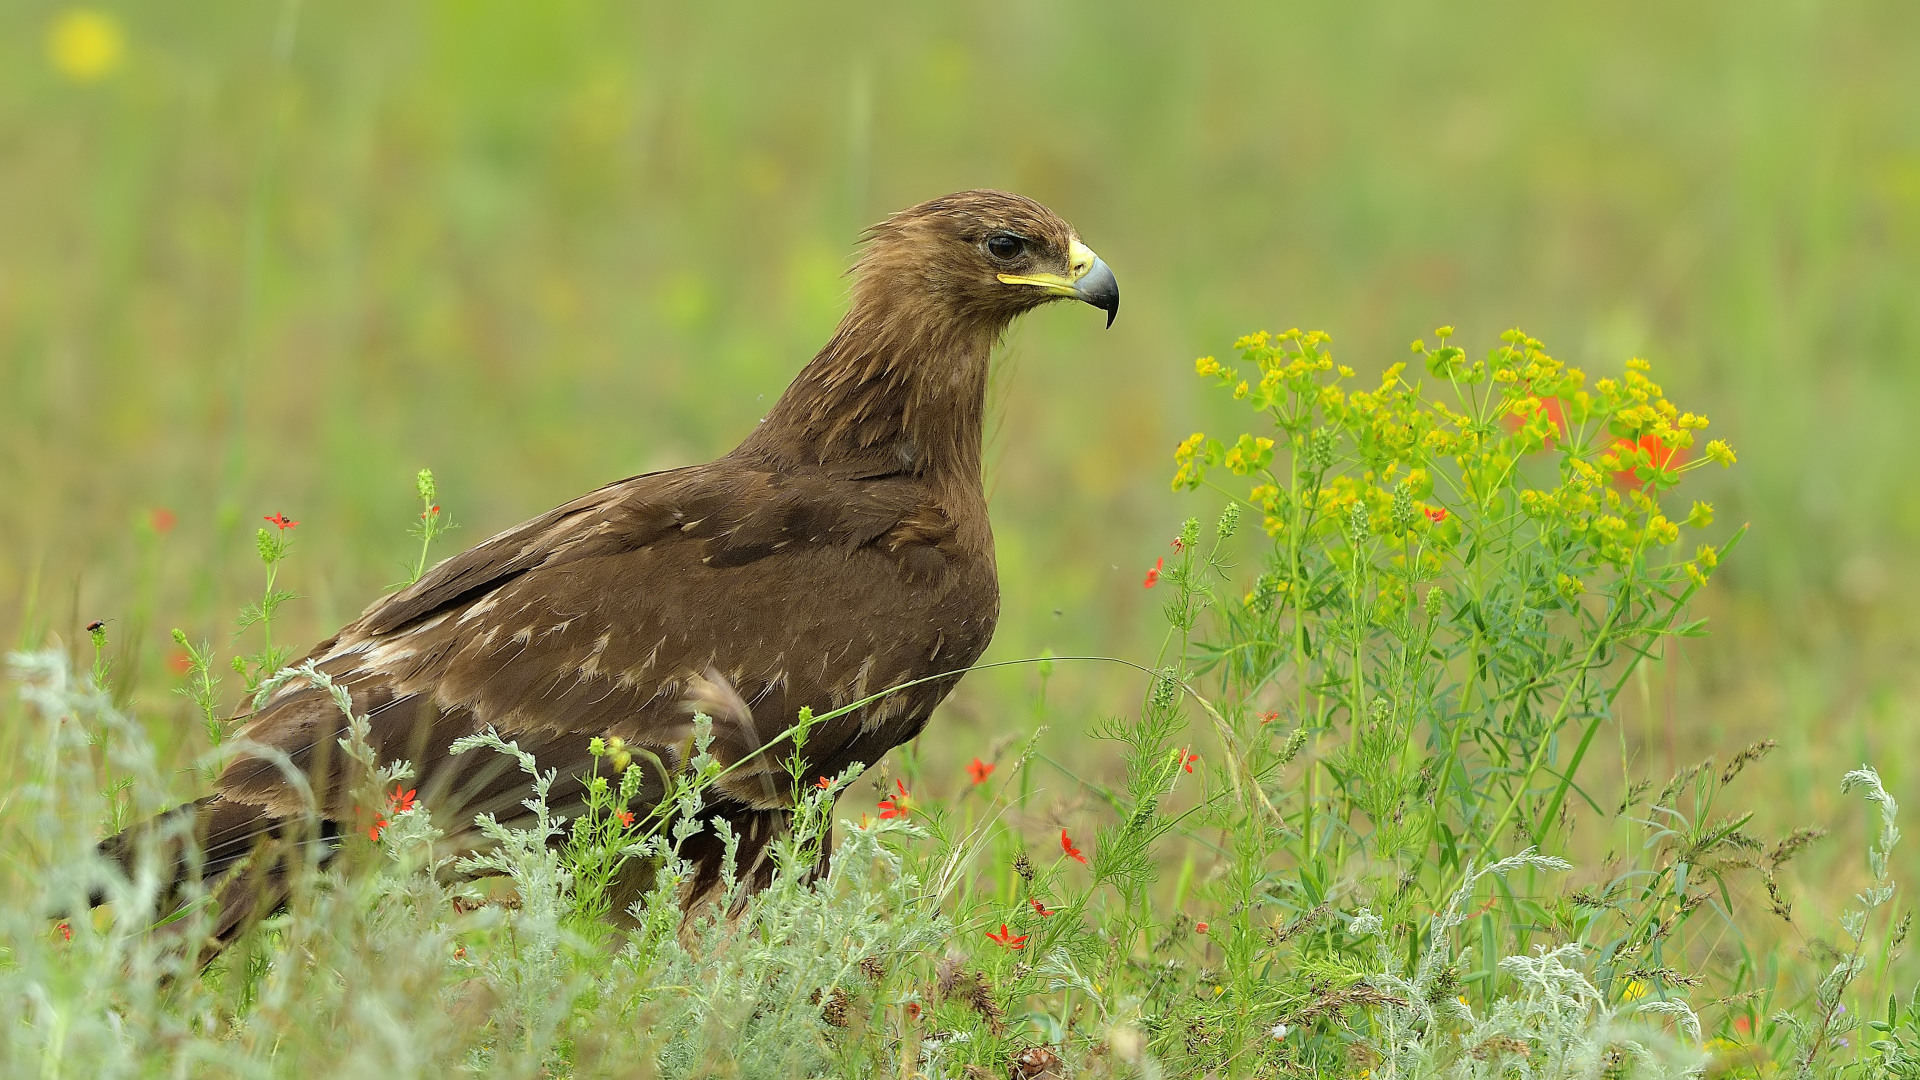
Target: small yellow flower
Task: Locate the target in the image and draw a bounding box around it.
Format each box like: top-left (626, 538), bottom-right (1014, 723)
top-left (1435, 326), bottom-right (1455, 338)
top-left (1687, 501), bottom-right (1714, 528)
top-left (1705, 439), bottom-right (1737, 467)
top-left (1621, 980), bottom-right (1648, 1002)
top-left (48, 9), bottom-right (124, 82)
top-left (1337, 365), bottom-right (1356, 378)
top-left (1696, 543), bottom-right (1718, 569)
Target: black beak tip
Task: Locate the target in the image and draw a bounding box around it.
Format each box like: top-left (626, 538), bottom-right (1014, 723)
top-left (1076, 256), bottom-right (1119, 329)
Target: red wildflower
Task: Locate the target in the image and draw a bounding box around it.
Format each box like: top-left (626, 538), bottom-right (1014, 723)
top-left (616, 809), bottom-right (636, 828)
top-left (263, 512), bottom-right (299, 530)
top-left (1258, 711), bottom-right (1280, 725)
top-left (1196, 921), bottom-right (1209, 934)
top-left (1143, 557), bottom-right (1164, 588)
top-left (149, 507), bottom-right (176, 533)
top-left (1030, 898), bottom-right (1055, 917)
top-left (1060, 829), bottom-right (1088, 865)
top-left (967, 757), bottom-right (995, 784)
top-left (422, 504), bottom-right (440, 519)
top-left (906, 1001), bottom-right (922, 1021)
top-left (453, 946), bottom-right (466, 960)
top-left (1501, 395), bottom-right (1570, 449)
top-left (56, 920), bottom-right (72, 942)
top-left (1424, 506), bottom-right (1448, 524)
top-left (986, 924), bottom-right (1030, 950)
top-left (368, 785), bottom-right (417, 841)
top-left (815, 776), bottom-right (832, 790)
top-left (877, 779), bottom-right (911, 820)
top-left (1733, 1015), bottom-right (1752, 1035)
top-left (1609, 434), bottom-right (1685, 488)
top-left (1180, 749), bottom-right (1199, 774)
top-left (1170, 536), bottom-right (1185, 552)
top-left (168, 650), bottom-right (193, 675)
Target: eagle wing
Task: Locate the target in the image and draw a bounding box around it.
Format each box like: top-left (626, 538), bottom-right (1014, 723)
top-left (199, 459), bottom-right (992, 878)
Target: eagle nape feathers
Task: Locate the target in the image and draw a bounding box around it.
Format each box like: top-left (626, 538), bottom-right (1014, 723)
top-left (99, 189), bottom-right (1118, 955)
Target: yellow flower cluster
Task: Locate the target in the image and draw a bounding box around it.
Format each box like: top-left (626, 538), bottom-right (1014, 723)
top-left (1172, 325), bottom-right (1741, 609)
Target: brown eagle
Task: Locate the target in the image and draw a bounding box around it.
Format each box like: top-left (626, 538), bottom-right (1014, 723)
top-left (109, 190), bottom-right (1117, 947)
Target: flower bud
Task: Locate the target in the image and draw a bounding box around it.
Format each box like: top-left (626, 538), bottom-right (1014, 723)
top-left (1306, 427), bottom-right (1336, 472)
top-left (1346, 499), bottom-right (1371, 547)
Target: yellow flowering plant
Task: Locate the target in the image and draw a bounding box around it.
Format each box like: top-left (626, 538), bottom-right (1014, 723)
top-left (1151, 326), bottom-right (1808, 1067)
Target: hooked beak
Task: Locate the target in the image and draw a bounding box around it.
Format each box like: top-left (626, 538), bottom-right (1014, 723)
top-left (997, 238), bottom-right (1120, 328)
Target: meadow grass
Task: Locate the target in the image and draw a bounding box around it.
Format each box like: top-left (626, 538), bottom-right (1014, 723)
top-left (4, 2), bottom-right (1920, 1075)
top-left (5, 326), bottom-right (1913, 1077)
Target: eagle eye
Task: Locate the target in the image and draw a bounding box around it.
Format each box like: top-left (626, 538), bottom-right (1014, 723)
top-left (985, 233), bottom-right (1026, 261)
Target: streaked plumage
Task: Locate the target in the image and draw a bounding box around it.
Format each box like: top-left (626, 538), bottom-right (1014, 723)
top-left (107, 190), bottom-right (1118, 949)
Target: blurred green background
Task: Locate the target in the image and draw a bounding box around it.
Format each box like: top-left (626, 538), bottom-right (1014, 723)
top-left (3, 1), bottom-right (1918, 888)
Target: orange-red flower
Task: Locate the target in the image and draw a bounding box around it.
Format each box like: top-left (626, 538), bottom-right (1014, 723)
top-left (1196, 921), bottom-right (1209, 934)
top-left (168, 650), bottom-right (193, 675)
top-left (1424, 506), bottom-right (1448, 524)
top-left (421, 504), bottom-right (440, 519)
top-left (1180, 750), bottom-right (1199, 774)
top-left (1061, 829), bottom-right (1088, 865)
top-left (616, 809), bottom-right (636, 828)
top-left (149, 507), bottom-right (176, 533)
top-left (368, 785), bottom-right (418, 840)
top-left (1030, 897), bottom-right (1055, 917)
top-left (1502, 395), bottom-right (1570, 449)
top-left (815, 776), bottom-right (832, 790)
top-left (1258, 711), bottom-right (1280, 725)
top-left (55, 920), bottom-right (72, 942)
top-left (967, 757), bottom-right (995, 784)
top-left (986, 924), bottom-right (1030, 949)
top-left (878, 779), bottom-right (911, 820)
top-left (264, 512), bottom-right (299, 530)
top-left (1143, 558), bottom-right (1164, 588)
top-left (906, 1001), bottom-right (922, 1021)
top-left (1609, 434), bottom-right (1684, 488)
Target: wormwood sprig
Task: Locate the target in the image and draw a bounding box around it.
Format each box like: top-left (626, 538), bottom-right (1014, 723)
top-left (560, 740), bottom-right (649, 937)
top-left (399, 468), bottom-right (457, 588)
top-left (1780, 766), bottom-right (1903, 1077)
top-left (232, 512), bottom-right (301, 701)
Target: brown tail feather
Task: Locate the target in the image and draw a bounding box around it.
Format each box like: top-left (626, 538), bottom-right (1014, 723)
top-left (97, 795), bottom-right (334, 966)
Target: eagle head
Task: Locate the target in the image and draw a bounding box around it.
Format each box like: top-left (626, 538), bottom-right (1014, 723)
top-left (857, 189), bottom-right (1120, 329)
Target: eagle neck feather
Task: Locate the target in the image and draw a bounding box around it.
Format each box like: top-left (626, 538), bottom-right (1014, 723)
top-left (744, 289), bottom-right (1003, 485)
